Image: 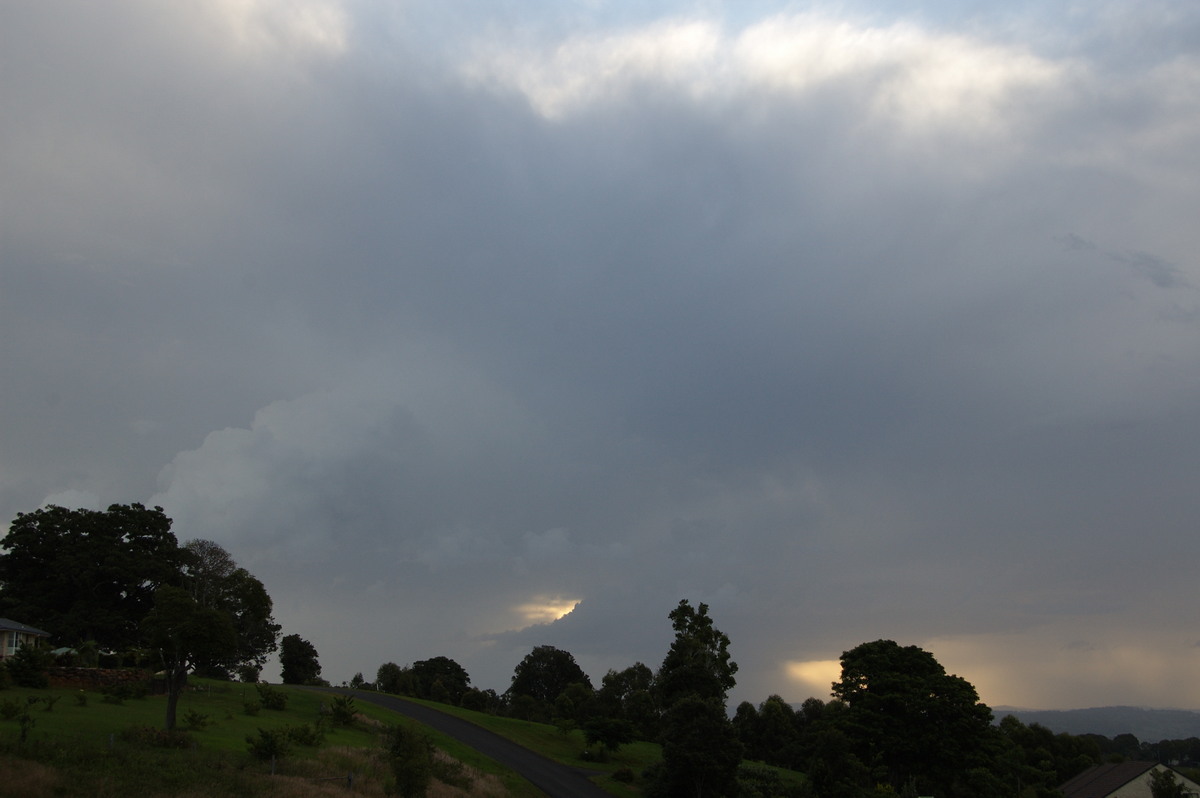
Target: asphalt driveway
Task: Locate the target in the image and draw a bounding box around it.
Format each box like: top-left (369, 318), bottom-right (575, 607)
top-left (306, 688), bottom-right (612, 798)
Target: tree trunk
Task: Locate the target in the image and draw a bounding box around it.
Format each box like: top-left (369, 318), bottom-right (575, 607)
top-left (164, 665), bottom-right (187, 730)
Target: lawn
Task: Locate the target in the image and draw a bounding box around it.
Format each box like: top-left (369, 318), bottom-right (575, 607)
top-left (0, 679), bottom-right (541, 798)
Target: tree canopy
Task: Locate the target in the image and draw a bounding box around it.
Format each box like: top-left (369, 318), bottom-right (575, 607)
top-left (182, 539), bottom-right (280, 679)
top-left (142, 585), bottom-right (237, 730)
top-left (0, 504), bottom-right (187, 649)
top-left (830, 639), bottom-right (996, 797)
top-left (279, 633), bottom-right (322, 685)
top-left (654, 599), bottom-right (737, 708)
top-left (652, 599), bottom-right (742, 798)
top-left (506, 645), bottom-right (592, 703)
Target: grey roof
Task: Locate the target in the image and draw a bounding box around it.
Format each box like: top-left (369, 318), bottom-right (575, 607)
top-left (1059, 762), bottom-right (1180, 798)
top-left (0, 618), bottom-right (51, 636)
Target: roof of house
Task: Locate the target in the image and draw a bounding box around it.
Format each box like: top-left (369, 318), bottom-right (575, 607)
top-left (0, 618), bottom-right (51, 636)
top-left (1059, 761), bottom-right (1166, 798)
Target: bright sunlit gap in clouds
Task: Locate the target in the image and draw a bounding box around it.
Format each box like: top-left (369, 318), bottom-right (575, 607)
top-left (785, 660), bottom-right (841, 699)
top-left (515, 595), bottom-right (581, 626)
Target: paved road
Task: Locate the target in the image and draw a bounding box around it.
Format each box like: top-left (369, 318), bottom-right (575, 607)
top-left (307, 688), bottom-right (611, 798)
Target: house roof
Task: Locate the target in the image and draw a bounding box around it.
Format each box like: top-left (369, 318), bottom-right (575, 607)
top-left (1059, 761), bottom-right (1165, 798)
top-left (0, 618), bottom-right (51, 637)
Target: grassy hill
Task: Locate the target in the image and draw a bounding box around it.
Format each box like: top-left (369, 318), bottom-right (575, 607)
top-left (0, 679), bottom-right (541, 797)
top-left (2, 679), bottom-right (807, 797)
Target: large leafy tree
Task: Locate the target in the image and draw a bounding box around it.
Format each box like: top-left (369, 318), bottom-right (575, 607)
top-left (410, 656), bottom-right (471, 704)
top-left (0, 504), bottom-right (186, 649)
top-left (597, 662), bottom-right (658, 740)
top-left (279, 633), bottom-right (322, 685)
top-left (654, 599), bottom-right (737, 708)
top-left (142, 585), bottom-right (237, 730)
top-left (182, 539), bottom-right (280, 680)
top-left (831, 639), bottom-right (997, 797)
top-left (652, 600), bottom-right (742, 797)
top-left (506, 645), bottom-right (593, 703)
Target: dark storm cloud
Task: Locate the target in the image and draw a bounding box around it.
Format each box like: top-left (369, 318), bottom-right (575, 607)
top-left (3, 1), bottom-right (1200, 707)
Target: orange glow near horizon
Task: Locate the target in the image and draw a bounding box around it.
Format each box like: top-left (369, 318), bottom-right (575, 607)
top-left (784, 659), bottom-right (841, 699)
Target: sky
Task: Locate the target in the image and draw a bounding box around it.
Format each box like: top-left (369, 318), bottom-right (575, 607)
top-left (3, 0), bottom-right (1200, 712)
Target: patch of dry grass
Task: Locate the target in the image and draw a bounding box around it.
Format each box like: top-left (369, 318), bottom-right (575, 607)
top-left (0, 755), bottom-right (62, 798)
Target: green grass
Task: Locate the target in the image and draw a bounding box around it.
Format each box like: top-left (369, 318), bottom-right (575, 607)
top-left (0, 679), bottom-right (543, 797)
top-left (365, 694), bottom-right (661, 796)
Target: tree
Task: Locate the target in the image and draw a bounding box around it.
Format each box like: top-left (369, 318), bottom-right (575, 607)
top-left (506, 645), bottom-right (593, 703)
top-left (376, 661), bottom-right (410, 695)
top-left (279, 634), bottom-right (321, 684)
top-left (410, 656), bottom-right (471, 705)
top-left (182, 539), bottom-right (280, 679)
top-left (831, 639), bottom-right (996, 797)
top-left (0, 504), bottom-right (186, 649)
top-left (654, 600), bottom-right (737, 708)
top-left (383, 725), bottom-right (433, 798)
top-left (597, 662), bottom-right (659, 740)
top-left (142, 585), bottom-right (237, 730)
top-left (655, 695), bottom-right (744, 798)
top-left (651, 600), bottom-right (741, 798)
top-left (1149, 768), bottom-right (1191, 798)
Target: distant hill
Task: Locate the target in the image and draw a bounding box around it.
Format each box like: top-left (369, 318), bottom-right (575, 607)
top-left (994, 706), bottom-right (1200, 743)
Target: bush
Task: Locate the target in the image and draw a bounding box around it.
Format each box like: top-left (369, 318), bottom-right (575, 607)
top-left (74, 690), bottom-right (88, 707)
top-left (100, 682), bottom-right (147, 702)
top-left (283, 723), bottom-right (326, 747)
top-left (246, 727), bottom-right (291, 761)
top-left (119, 725), bottom-right (194, 749)
top-left (328, 695), bottom-right (357, 726)
top-left (0, 661), bottom-right (11, 690)
top-left (255, 682), bottom-right (288, 710)
top-left (182, 709), bottom-right (211, 730)
top-left (614, 768), bottom-right (636, 783)
top-left (382, 725), bottom-right (433, 798)
top-left (1, 698), bottom-right (23, 719)
top-left (242, 700), bottom-right (261, 716)
top-left (6, 646), bottom-right (52, 688)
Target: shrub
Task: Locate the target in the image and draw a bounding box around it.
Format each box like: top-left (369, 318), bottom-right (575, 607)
top-left (283, 723), bottom-right (326, 747)
top-left (40, 695), bottom-right (60, 712)
top-left (246, 727), bottom-right (291, 761)
top-left (1, 698), bottom-right (23, 719)
top-left (242, 700), bottom-right (261, 716)
top-left (0, 661), bottom-right (11, 690)
top-left (74, 691), bottom-right (88, 707)
top-left (255, 682), bottom-right (288, 710)
top-left (614, 768), bottom-right (636, 783)
top-left (182, 709), bottom-right (211, 730)
top-left (328, 695), bottom-right (357, 726)
top-left (6, 646), bottom-right (52, 688)
top-left (119, 725), bottom-right (194, 749)
top-left (382, 725), bottom-right (433, 798)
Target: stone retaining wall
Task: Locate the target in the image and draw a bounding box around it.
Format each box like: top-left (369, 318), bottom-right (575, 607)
top-left (47, 667), bottom-right (158, 692)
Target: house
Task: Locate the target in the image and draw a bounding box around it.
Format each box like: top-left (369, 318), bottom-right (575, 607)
top-left (1060, 761), bottom-right (1200, 798)
top-left (0, 618), bottom-right (50, 660)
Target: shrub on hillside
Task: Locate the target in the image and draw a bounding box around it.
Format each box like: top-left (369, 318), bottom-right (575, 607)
top-left (255, 682), bottom-right (288, 710)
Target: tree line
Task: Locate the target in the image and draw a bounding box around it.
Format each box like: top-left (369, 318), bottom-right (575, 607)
top-left (4, 505), bottom-right (1196, 796)
top-left (353, 606), bottom-right (1200, 798)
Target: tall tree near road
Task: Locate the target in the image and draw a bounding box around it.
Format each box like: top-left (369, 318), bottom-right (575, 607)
top-left (279, 633), bottom-right (322, 684)
top-left (654, 599), bottom-right (737, 708)
top-left (651, 599), bottom-right (742, 798)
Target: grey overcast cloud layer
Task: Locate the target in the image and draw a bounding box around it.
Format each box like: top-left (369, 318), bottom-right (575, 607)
top-left (3, 0), bottom-right (1200, 710)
